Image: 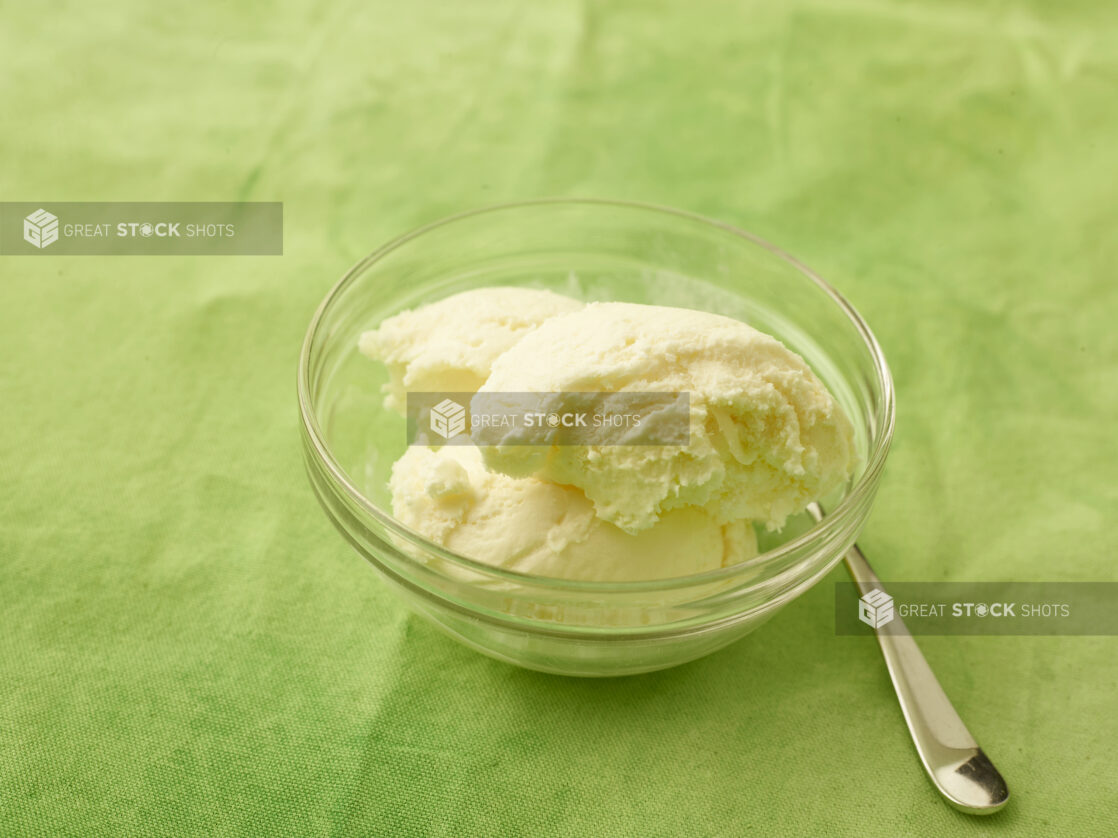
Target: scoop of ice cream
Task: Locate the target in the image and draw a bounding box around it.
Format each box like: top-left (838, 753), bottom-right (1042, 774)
top-left (389, 445), bottom-right (757, 582)
top-left (478, 302), bottom-right (856, 533)
top-left (359, 287), bottom-right (583, 412)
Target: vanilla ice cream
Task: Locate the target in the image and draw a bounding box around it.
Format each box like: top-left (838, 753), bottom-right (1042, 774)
top-left (358, 287), bottom-right (582, 412)
top-left (363, 288), bottom-right (855, 581)
top-left (389, 445), bottom-right (757, 581)
top-left (479, 302), bottom-right (855, 533)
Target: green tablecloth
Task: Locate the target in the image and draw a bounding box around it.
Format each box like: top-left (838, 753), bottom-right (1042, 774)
top-left (3, 2), bottom-right (1116, 835)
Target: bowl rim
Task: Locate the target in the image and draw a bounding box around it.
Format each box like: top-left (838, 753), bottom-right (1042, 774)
top-left (297, 198), bottom-right (895, 593)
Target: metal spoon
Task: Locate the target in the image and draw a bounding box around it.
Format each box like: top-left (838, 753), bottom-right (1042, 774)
top-left (807, 503), bottom-right (1010, 815)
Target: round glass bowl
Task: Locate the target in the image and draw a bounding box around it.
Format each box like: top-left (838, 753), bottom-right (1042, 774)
top-left (298, 200), bottom-right (894, 676)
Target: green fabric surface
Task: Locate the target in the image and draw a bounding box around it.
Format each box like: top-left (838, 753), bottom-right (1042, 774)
top-left (2, 1), bottom-right (1116, 835)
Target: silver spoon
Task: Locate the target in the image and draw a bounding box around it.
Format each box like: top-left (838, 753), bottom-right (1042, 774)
top-left (807, 503), bottom-right (1010, 815)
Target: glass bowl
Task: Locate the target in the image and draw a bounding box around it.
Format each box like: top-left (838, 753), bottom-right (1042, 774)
top-left (298, 199), bottom-right (894, 676)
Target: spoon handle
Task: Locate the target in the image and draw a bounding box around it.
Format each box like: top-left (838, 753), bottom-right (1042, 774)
top-left (808, 504), bottom-right (1010, 814)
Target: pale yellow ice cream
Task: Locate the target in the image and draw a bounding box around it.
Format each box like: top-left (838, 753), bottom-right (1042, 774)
top-left (363, 288), bottom-right (855, 581)
top-left (389, 445), bottom-right (757, 582)
top-left (479, 302), bottom-right (855, 533)
top-left (358, 287), bottom-right (582, 412)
